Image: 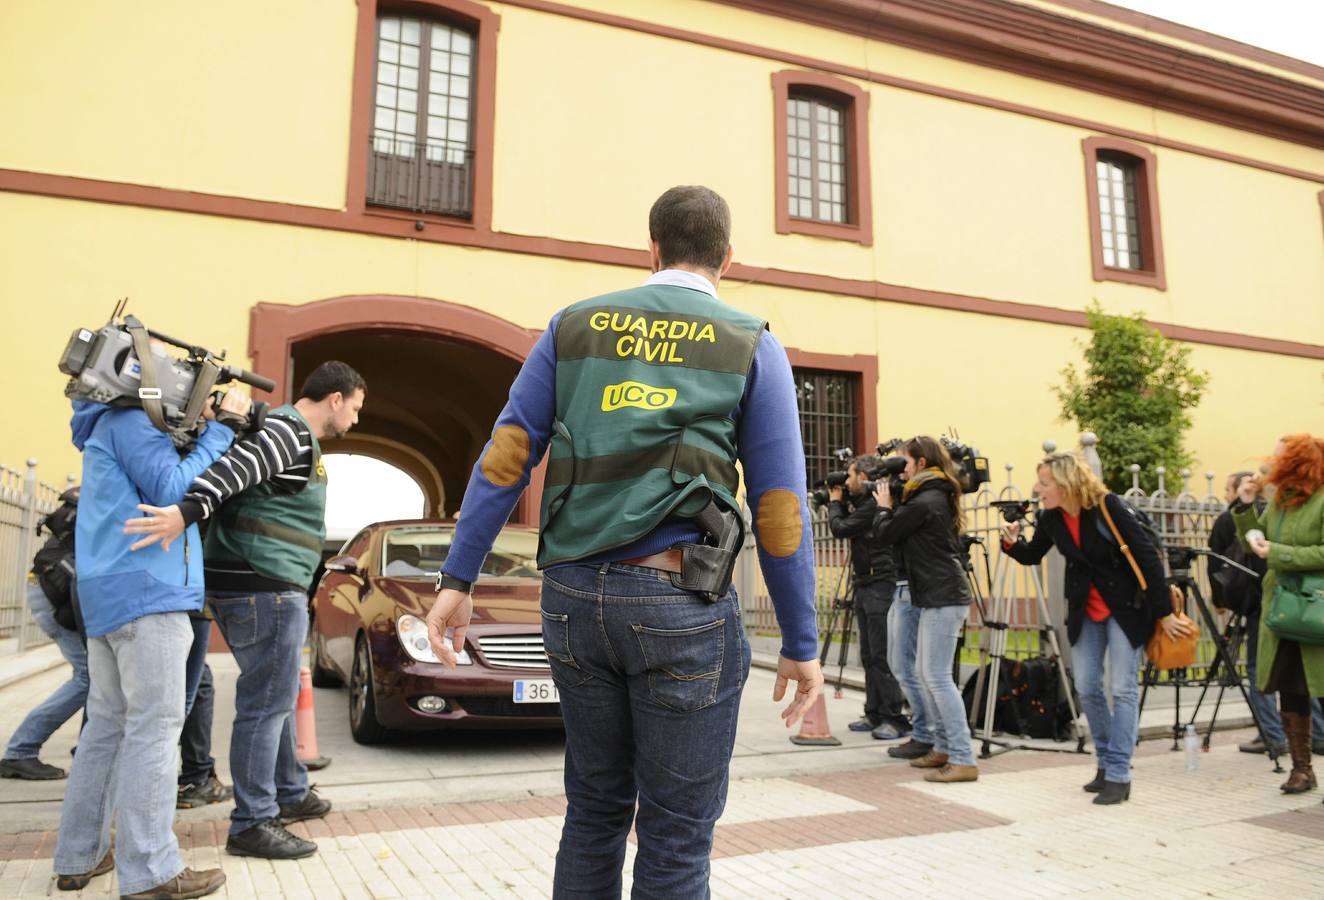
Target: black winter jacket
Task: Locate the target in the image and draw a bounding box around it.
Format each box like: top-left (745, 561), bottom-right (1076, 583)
top-left (1207, 501), bottom-right (1268, 614)
top-left (828, 493), bottom-right (897, 587)
top-left (870, 478), bottom-right (971, 609)
top-left (1002, 493), bottom-right (1168, 648)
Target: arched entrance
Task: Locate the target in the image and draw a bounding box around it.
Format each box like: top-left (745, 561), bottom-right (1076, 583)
top-left (248, 295), bottom-right (542, 523)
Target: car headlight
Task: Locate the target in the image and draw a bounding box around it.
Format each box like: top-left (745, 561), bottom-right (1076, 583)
top-left (396, 614), bottom-right (471, 665)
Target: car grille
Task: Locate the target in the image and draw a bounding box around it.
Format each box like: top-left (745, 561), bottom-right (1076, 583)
top-left (456, 697), bottom-right (560, 717)
top-left (476, 635), bottom-right (551, 670)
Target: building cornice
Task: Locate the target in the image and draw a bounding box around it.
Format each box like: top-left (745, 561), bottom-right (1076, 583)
top-left (712, 0), bottom-right (1324, 151)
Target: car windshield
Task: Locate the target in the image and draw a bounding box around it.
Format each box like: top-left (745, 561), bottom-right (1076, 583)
top-left (380, 527), bottom-right (540, 579)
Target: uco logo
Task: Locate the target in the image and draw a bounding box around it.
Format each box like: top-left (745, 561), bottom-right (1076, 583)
top-left (601, 381), bottom-right (677, 412)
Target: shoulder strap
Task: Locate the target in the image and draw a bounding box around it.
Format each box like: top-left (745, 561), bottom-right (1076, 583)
top-left (1099, 494), bottom-right (1147, 591)
top-left (124, 315), bottom-right (170, 433)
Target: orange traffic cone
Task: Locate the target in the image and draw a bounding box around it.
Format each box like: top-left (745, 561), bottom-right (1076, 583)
top-left (295, 666), bottom-right (331, 771)
top-left (789, 693), bottom-right (841, 746)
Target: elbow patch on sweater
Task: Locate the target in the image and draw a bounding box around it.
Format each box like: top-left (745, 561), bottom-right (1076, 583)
top-left (756, 489), bottom-right (802, 557)
top-left (481, 425), bottom-right (529, 487)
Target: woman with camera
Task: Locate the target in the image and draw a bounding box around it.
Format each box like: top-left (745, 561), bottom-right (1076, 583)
top-left (1232, 434), bottom-right (1324, 797)
top-left (1000, 452), bottom-right (1190, 805)
top-left (871, 436), bottom-right (977, 783)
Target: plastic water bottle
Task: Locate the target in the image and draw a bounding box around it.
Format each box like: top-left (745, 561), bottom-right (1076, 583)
top-left (1184, 724), bottom-right (1200, 770)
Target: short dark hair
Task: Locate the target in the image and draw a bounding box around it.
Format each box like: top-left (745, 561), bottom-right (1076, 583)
top-left (851, 454), bottom-right (882, 475)
top-left (298, 361), bottom-right (366, 402)
top-left (648, 185), bottom-right (731, 272)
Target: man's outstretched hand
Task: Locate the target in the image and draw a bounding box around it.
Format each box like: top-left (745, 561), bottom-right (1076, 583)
top-left (773, 654), bottom-right (824, 728)
top-left (426, 587), bottom-right (474, 669)
top-left (124, 503), bottom-right (186, 552)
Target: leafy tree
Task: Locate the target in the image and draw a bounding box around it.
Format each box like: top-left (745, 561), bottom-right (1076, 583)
top-left (1055, 303), bottom-right (1208, 493)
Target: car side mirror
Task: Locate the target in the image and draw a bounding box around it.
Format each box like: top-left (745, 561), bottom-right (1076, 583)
top-left (325, 555), bottom-right (359, 576)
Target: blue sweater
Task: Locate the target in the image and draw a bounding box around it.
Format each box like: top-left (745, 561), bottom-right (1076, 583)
top-left (442, 272), bottom-right (820, 661)
top-left (71, 403), bottom-right (235, 638)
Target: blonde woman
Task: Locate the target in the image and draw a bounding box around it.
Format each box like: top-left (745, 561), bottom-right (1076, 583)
top-left (1000, 452), bottom-right (1190, 805)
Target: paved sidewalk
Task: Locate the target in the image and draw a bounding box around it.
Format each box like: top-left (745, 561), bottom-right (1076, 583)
top-left (0, 651), bottom-right (1317, 897)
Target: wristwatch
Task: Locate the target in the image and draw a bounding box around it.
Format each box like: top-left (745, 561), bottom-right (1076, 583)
top-left (435, 572), bottom-right (473, 594)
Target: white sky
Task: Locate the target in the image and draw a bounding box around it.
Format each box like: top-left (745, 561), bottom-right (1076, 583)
top-left (323, 454), bottom-right (425, 541)
top-left (1102, 0), bottom-right (1324, 67)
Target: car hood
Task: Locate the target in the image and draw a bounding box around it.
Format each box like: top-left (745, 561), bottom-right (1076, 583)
top-left (378, 577), bottom-right (542, 625)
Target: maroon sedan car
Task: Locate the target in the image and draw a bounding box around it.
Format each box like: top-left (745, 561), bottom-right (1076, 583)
top-left (310, 520), bottom-right (561, 743)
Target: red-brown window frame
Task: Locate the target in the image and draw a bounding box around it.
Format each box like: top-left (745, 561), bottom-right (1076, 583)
top-left (772, 70), bottom-right (873, 246)
top-left (347, 0), bottom-right (499, 232)
top-left (1082, 136), bottom-right (1166, 291)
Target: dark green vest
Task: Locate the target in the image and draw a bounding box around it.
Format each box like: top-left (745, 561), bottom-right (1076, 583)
top-left (537, 284), bottom-right (766, 567)
top-left (204, 405), bottom-right (327, 587)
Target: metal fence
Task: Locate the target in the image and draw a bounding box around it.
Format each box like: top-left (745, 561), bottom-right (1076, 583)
top-left (0, 461), bottom-right (67, 652)
top-left (737, 437), bottom-right (1245, 680)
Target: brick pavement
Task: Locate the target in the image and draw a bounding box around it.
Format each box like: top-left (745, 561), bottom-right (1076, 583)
top-left (3, 734), bottom-right (1322, 898)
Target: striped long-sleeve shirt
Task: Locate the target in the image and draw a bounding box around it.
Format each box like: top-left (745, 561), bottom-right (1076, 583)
top-left (179, 412), bottom-right (314, 592)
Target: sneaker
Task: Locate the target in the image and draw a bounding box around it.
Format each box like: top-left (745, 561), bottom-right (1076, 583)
top-left (1239, 736), bottom-right (1288, 755)
top-left (924, 763), bottom-right (979, 783)
top-left (909, 750), bottom-right (950, 769)
top-left (226, 819), bottom-right (317, 860)
top-left (279, 786), bottom-right (332, 824)
top-left (177, 774), bottom-right (234, 809)
top-left (887, 739), bottom-right (933, 760)
top-left (847, 717), bottom-right (879, 732)
top-left (0, 757), bottom-right (66, 780)
top-left (55, 849), bottom-right (113, 891)
top-left (871, 722), bottom-right (906, 741)
top-left (120, 866), bottom-right (225, 899)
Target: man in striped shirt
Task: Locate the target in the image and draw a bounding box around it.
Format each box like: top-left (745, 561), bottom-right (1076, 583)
top-left (127, 361), bottom-right (365, 862)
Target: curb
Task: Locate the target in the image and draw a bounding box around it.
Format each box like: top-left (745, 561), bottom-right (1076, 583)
top-left (0, 644), bottom-right (67, 691)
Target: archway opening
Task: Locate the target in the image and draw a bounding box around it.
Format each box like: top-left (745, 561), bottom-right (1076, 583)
top-left (323, 454), bottom-right (426, 545)
top-left (290, 328), bottom-right (523, 520)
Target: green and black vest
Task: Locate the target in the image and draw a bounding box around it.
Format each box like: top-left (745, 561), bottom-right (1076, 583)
top-left (204, 405), bottom-right (327, 588)
top-left (537, 284), bottom-right (766, 567)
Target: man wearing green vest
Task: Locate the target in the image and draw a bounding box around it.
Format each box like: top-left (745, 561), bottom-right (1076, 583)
top-left (427, 186), bottom-right (824, 897)
top-left (126, 361), bottom-right (365, 861)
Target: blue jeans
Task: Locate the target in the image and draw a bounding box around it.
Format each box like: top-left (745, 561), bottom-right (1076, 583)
top-left (184, 616), bottom-right (211, 717)
top-left (54, 611), bottom-right (192, 894)
top-left (1245, 606), bottom-right (1324, 745)
top-left (541, 562), bottom-right (750, 899)
top-left (1073, 616), bottom-right (1145, 783)
top-left (5, 584), bottom-right (89, 759)
top-left (180, 663), bottom-right (216, 786)
top-left (915, 604), bottom-right (976, 766)
top-left (887, 584), bottom-right (933, 746)
top-left (209, 590), bottom-right (309, 835)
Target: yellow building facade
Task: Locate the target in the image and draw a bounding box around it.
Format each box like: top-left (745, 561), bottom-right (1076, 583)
top-left (2, 0), bottom-right (1322, 514)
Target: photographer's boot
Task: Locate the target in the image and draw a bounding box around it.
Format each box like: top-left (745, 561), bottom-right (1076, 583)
top-left (1280, 711), bottom-right (1317, 794)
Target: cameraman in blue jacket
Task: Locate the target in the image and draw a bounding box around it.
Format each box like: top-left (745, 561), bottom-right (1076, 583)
top-left (51, 393), bottom-right (246, 899)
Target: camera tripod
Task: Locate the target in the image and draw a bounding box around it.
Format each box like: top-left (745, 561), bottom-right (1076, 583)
top-left (968, 521), bottom-right (1088, 758)
top-left (1136, 547), bottom-right (1282, 773)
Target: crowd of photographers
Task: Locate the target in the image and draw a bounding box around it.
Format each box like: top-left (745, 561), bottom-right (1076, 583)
top-left (818, 432), bottom-right (1324, 807)
top-left (2, 356), bottom-right (366, 899)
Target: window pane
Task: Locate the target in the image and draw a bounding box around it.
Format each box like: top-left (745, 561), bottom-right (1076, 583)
top-left (381, 17), bottom-right (400, 40)
top-left (401, 19), bottom-right (420, 44)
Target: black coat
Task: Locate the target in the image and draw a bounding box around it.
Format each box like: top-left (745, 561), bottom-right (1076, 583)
top-left (1207, 502), bottom-right (1267, 614)
top-left (870, 478), bottom-right (971, 609)
top-left (828, 493), bottom-right (897, 587)
top-left (1003, 494), bottom-right (1168, 648)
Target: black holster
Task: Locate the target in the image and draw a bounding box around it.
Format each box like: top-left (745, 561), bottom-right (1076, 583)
top-left (670, 502), bottom-right (745, 603)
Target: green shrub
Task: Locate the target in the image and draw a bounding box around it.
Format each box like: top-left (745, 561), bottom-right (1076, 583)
top-left (1055, 303), bottom-right (1208, 493)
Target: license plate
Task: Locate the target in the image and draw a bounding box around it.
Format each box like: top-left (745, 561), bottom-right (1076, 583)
top-left (512, 680), bottom-right (559, 703)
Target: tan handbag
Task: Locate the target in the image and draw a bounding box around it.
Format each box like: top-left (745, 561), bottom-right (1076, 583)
top-left (1098, 499), bottom-right (1200, 669)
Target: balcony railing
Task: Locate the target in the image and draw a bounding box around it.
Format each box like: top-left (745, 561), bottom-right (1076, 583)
top-left (366, 135), bottom-right (473, 219)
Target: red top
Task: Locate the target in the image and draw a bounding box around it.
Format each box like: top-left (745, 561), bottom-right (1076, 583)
top-left (1062, 511), bottom-right (1110, 622)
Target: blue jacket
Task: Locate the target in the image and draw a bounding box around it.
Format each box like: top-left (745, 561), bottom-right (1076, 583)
top-left (71, 402), bottom-right (235, 638)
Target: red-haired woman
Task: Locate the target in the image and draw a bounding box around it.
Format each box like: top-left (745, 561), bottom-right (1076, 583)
top-left (1234, 434), bottom-right (1324, 797)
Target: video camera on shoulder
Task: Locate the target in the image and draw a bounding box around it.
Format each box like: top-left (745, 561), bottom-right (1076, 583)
top-left (809, 445), bottom-right (908, 507)
top-left (60, 299), bottom-right (272, 439)
top-left (59, 299), bottom-right (275, 439)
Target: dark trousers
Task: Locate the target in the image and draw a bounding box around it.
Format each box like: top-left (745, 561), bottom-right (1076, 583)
top-left (856, 579), bottom-right (906, 728)
top-left (179, 664), bottom-right (216, 787)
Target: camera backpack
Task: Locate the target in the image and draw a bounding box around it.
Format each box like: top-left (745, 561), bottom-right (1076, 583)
top-left (963, 656), bottom-right (1076, 741)
top-left (32, 488), bottom-right (79, 631)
